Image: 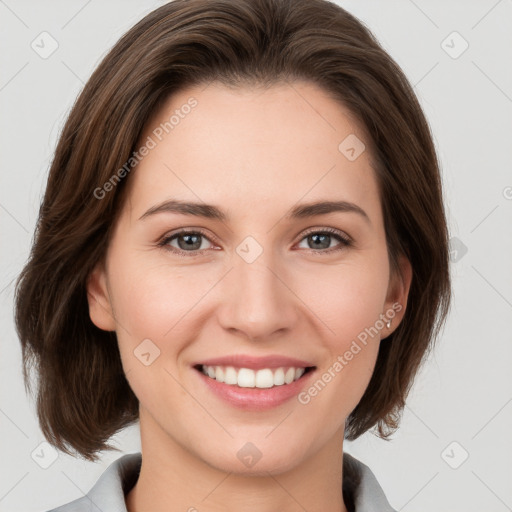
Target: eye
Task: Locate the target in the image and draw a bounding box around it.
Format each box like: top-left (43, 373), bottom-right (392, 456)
top-left (157, 227), bottom-right (352, 257)
top-left (158, 228), bottom-right (216, 256)
top-left (296, 227), bottom-right (352, 254)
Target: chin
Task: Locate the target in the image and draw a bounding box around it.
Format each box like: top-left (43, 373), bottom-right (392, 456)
top-left (198, 438), bottom-right (308, 476)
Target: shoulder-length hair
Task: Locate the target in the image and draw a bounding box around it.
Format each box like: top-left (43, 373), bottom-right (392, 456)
top-left (15, 0), bottom-right (451, 462)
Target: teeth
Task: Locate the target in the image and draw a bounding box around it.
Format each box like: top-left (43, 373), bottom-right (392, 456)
top-left (274, 368), bottom-right (285, 385)
top-left (295, 368), bottom-right (305, 380)
top-left (255, 369), bottom-right (274, 388)
top-left (285, 367), bottom-right (295, 384)
top-left (215, 366), bottom-right (224, 382)
top-left (201, 365), bottom-right (308, 388)
top-left (224, 366), bottom-right (238, 385)
top-left (238, 368), bottom-right (255, 388)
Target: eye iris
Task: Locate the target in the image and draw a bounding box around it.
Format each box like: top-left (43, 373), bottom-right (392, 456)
top-left (178, 233), bottom-right (202, 251)
top-left (169, 231), bottom-right (341, 253)
top-left (309, 233), bottom-right (331, 249)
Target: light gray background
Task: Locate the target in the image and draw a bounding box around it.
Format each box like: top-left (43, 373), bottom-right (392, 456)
top-left (1, 0), bottom-right (511, 511)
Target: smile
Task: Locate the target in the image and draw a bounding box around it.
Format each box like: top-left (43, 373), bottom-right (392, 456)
top-left (192, 354), bottom-right (317, 410)
top-left (198, 365), bottom-right (312, 388)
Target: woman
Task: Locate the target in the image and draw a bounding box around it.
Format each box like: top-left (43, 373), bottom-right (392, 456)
top-left (15, 0), bottom-right (451, 510)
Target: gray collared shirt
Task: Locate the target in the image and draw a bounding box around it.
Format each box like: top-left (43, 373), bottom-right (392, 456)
top-left (47, 452), bottom-right (396, 512)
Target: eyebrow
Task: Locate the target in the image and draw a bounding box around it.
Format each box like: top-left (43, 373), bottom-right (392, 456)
top-left (139, 199), bottom-right (370, 224)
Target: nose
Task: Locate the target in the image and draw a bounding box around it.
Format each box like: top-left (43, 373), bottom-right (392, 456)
top-left (217, 250), bottom-right (299, 342)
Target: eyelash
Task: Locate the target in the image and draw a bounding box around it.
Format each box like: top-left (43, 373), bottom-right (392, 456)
top-left (157, 227), bottom-right (353, 258)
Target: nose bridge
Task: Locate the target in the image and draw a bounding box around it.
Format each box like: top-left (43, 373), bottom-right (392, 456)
top-left (218, 242), bottom-right (297, 340)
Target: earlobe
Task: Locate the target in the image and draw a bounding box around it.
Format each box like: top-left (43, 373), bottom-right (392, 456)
top-left (86, 262), bottom-right (116, 331)
top-left (383, 254), bottom-right (412, 334)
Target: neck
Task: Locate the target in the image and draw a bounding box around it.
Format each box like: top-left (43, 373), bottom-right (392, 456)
top-left (126, 411), bottom-right (349, 512)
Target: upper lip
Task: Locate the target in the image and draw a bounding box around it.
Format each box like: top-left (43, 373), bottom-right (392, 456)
top-left (194, 354), bottom-right (316, 370)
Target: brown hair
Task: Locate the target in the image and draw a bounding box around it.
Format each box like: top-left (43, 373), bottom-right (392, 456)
top-left (15, 0), bottom-right (451, 462)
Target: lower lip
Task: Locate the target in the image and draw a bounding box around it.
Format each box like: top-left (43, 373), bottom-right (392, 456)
top-left (195, 368), bottom-right (316, 411)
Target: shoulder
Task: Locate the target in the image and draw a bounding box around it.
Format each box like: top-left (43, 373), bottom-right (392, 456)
top-left (344, 452), bottom-right (397, 512)
top-left (44, 452), bottom-right (142, 512)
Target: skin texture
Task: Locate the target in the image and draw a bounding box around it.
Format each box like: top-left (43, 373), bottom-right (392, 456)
top-left (87, 81), bottom-right (412, 512)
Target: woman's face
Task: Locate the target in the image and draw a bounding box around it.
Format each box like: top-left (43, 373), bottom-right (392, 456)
top-left (88, 81), bottom-right (410, 474)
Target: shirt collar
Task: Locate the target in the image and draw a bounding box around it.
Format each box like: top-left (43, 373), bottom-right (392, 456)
top-left (344, 452), bottom-right (397, 512)
top-left (53, 452), bottom-right (396, 512)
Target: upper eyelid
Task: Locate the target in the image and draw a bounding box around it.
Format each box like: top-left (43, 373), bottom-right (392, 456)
top-left (160, 226), bottom-right (351, 248)
top-left (161, 227), bottom-right (219, 245)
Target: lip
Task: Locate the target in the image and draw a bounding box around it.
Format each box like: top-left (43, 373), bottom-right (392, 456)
top-left (193, 361), bottom-right (317, 411)
top-left (193, 354), bottom-right (315, 370)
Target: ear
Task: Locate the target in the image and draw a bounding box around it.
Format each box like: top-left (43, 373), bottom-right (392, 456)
top-left (86, 261), bottom-right (116, 331)
top-left (382, 254), bottom-right (412, 337)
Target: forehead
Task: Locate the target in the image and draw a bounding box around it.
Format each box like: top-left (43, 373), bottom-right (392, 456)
top-left (124, 81), bottom-right (380, 223)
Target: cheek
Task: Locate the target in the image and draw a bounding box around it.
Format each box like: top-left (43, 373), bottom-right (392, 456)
top-left (107, 259), bottom-right (205, 411)
top-left (108, 255), bottom-right (208, 339)
top-left (295, 261), bottom-right (386, 406)
top-left (106, 254), bottom-right (225, 400)
top-left (301, 258), bottom-right (389, 344)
